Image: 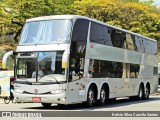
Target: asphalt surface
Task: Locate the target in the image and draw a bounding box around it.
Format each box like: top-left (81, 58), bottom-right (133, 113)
top-left (1, 95), bottom-right (160, 120)
top-left (0, 94), bottom-right (160, 111)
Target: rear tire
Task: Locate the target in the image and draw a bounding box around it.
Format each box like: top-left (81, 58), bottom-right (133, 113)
top-left (129, 85), bottom-right (144, 101)
top-left (143, 87), bottom-right (149, 100)
top-left (137, 85), bottom-right (144, 100)
top-left (57, 104), bottom-right (66, 107)
top-left (41, 103), bottom-right (52, 108)
top-left (99, 86), bottom-right (108, 106)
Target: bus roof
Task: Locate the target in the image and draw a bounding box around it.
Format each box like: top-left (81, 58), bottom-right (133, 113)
top-left (26, 15), bottom-right (84, 22)
top-left (26, 15), bottom-right (157, 42)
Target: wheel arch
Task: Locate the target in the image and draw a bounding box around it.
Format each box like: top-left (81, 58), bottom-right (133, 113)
top-left (138, 82), bottom-right (145, 95)
top-left (98, 82), bottom-right (110, 100)
top-left (86, 82), bottom-right (98, 101)
top-left (146, 82), bottom-right (151, 94)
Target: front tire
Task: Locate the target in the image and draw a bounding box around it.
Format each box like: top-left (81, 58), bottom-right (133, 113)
top-left (41, 103), bottom-right (52, 108)
top-left (85, 87), bottom-right (95, 107)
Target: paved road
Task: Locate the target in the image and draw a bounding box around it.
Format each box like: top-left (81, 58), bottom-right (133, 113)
top-left (1, 95), bottom-right (160, 120)
top-left (0, 95), bottom-right (160, 111)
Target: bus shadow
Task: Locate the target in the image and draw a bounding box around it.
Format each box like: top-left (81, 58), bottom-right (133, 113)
top-left (22, 96), bottom-right (160, 110)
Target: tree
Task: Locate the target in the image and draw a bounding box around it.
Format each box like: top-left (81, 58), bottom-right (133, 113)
top-left (0, 0), bottom-right (74, 43)
top-left (0, 0), bottom-right (160, 43)
top-left (74, 0), bottom-right (160, 41)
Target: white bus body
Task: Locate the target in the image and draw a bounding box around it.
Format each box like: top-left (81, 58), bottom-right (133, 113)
top-left (14, 15), bottom-right (158, 107)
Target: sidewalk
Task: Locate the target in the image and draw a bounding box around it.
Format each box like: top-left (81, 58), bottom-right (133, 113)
top-left (0, 98), bottom-right (4, 103)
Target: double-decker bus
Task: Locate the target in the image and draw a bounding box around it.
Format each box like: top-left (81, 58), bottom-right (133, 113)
top-left (13, 15), bottom-right (158, 107)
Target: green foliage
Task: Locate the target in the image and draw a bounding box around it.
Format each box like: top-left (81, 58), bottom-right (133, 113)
top-left (140, 0), bottom-right (154, 6)
top-left (120, 0), bottom-right (154, 6)
top-left (0, 45), bottom-right (15, 70)
top-left (0, 0), bottom-right (160, 43)
top-left (74, 0), bottom-right (160, 41)
top-left (0, 0), bottom-right (74, 43)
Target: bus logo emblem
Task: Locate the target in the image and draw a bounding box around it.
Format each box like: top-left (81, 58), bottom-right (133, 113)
top-left (34, 89), bottom-right (38, 94)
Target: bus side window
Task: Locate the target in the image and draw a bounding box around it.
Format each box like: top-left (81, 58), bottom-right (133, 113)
top-left (69, 19), bottom-right (89, 81)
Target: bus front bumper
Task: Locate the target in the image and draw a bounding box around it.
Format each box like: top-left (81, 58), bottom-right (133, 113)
top-left (14, 92), bottom-right (67, 104)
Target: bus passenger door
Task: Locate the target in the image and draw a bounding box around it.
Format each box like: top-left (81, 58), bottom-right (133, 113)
top-left (66, 80), bottom-right (80, 103)
top-left (66, 18), bottom-right (89, 103)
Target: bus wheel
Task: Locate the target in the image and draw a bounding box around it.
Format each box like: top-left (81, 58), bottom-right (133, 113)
top-left (41, 103), bottom-right (52, 108)
top-left (129, 96), bottom-right (136, 101)
top-left (57, 104), bottom-right (66, 108)
top-left (99, 87), bottom-right (108, 105)
top-left (137, 85), bottom-right (144, 100)
top-left (4, 97), bottom-right (10, 104)
top-left (109, 98), bottom-right (116, 103)
top-left (143, 87), bottom-right (149, 100)
top-left (86, 87), bottom-right (95, 107)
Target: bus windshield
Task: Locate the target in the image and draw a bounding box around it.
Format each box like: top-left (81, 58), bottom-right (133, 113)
top-left (16, 51), bottom-right (66, 83)
top-left (19, 20), bottom-right (72, 45)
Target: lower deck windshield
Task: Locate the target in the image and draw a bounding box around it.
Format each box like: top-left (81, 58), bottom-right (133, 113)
top-left (16, 51), bottom-right (65, 83)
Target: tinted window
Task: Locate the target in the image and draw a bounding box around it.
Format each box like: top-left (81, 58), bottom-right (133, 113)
top-left (110, 29), bottom-right (125, 48)
top-left (90, 22), bottom-right (157, 55)
top-left (89, 59), bottom-right (140, 78)
top-left (134, 36), bottom-right (145, 53)
top-left (150, 41), bottom-right (158, 55)
top-left (130, 64), bottom-right (140, 78)
top-left (153, 67), bottom-right (158, 75)
top-left (144, 39), bottom-right (152, 54)
top-left (125, 34), bottom-right (135, 50)
top-left (72, 19), bottom-right (89, 42)
top-left (90, 22), bottom-right (113, 46)
top-left (69, 19), bottom-right (89, 81)
top-left (89, 59), bottom-right (123, 78)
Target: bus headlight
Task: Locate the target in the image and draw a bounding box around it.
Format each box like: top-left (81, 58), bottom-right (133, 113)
top-left (14, 89), bottom-right (24, 94)
top-left (50, 89), bottom-right (66, 94)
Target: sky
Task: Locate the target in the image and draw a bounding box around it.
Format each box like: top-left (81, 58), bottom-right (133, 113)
top-left (153, 0), bottom-right (160, 6)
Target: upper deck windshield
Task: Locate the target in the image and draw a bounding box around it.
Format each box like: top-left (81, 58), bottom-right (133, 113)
top-left (16, 51), bottom-right (66, 83)
top-left (19, 20), bottom-right (72, 45)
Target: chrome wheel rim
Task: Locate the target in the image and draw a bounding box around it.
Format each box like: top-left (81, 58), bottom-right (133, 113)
top-left (88, 90), bottom-right (94, 103)
top-left (139, 88), bottom-right (143, 98)
top-left (145, 88), bottom-right (149, 98)
top-left (100, 89), bottom-right (106, 103)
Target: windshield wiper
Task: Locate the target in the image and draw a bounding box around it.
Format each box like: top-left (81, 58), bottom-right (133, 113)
top-left (26, 80), bottom-right (32, 85)
top-left (38, 75), bottom-right (60, 84)
top-left (48, 76), bottom-right (60, 84)
top-left (14, 80), bottom-right (33, 85)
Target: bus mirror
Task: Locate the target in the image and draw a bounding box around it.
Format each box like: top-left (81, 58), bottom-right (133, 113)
top-left (62, 61), bottom-right (68, 68)
top-left (62, 50), bottom-right (69, 69)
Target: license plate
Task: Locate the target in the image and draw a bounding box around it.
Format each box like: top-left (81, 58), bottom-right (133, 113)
top-left (32, 97), bottom-right (41, 102)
